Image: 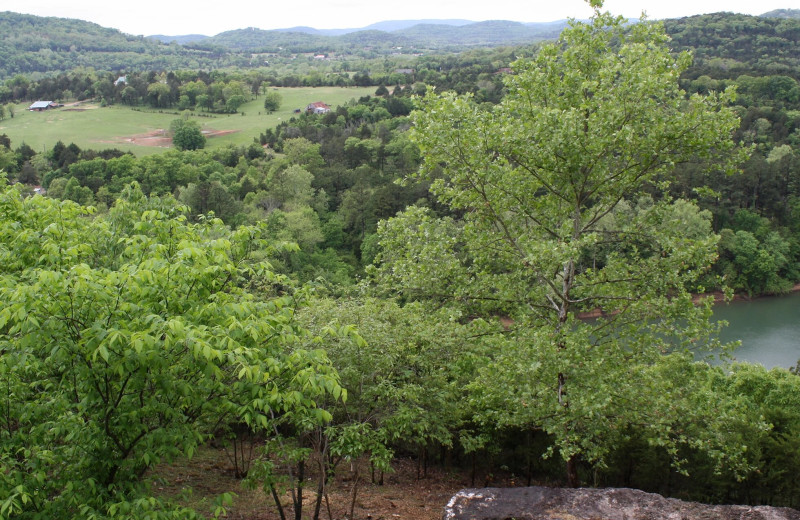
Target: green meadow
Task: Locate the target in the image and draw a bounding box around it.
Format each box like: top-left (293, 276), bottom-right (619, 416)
top-left (0, 86), bottom-right (375, 156)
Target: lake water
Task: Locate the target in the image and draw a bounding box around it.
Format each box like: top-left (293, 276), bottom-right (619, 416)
top-left (710, 291), bottom-right (800, 369)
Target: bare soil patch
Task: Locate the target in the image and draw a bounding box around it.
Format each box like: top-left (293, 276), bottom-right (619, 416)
top-left (63, 101), bottom-right (98, 110)
top-left (103, 128), bottom-right (240, 148)
top-left (149, 446), bottom-right (482, 520)
top-left (113, 129), bottom-right (172, 148)
top-left (203, 129), bottom-right (239, 138)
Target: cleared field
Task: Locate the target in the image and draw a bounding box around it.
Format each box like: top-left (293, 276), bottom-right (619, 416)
top-left (0, 86), bottom-right (375, 156)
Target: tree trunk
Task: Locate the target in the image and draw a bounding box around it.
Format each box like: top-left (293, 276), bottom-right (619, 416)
top-left (526, 430), bottom-right (533, 487)
top-left (269, 483), bottom-right (287, 520)
top-left (471, 451), bottom-right (477, 487)
top-left (313, 470), bottom-right (325, 520)
top-left (325, 492), bottom-right (334, 520)
top-left (349, 460), bottom-right (360, 520)
top-left (566, 455), bottom-right (579, 488)
top-left (313, 430), bottom-right (329, 520)
top-left (294, 460), bottom-right (305, 520)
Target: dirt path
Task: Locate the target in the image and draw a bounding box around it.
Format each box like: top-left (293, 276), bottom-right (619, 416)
top-left (98, 128), bottom-right (239, 148)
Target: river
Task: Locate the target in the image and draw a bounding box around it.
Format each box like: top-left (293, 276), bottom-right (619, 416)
top-left (709, 291), bottom-right (800, 369)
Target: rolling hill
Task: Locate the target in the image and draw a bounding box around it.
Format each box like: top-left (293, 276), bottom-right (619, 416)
top-left (1, 10), bottom-right (799, 80)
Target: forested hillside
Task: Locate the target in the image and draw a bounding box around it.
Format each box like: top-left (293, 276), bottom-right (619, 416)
top-left (4, 9), bottom-right (799, 80)
top-left (0, 11), bottom-right (561, 79)
top-left (393, 20), bottom-right (566, 47)
top-left (664, 13), bottom-right (800, 79)
top-left (0, 12), bottom-right (247, 79)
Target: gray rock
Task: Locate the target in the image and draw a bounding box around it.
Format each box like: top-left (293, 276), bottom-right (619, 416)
top-left (443, 487), bottom-right (800, 520)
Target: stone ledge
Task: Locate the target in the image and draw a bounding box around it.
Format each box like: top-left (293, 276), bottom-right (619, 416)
top-left (443, 487), bottom-right (800, 520)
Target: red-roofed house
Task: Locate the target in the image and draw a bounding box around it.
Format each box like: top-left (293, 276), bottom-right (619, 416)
top-left (306, 101), bottom-right (331, 114)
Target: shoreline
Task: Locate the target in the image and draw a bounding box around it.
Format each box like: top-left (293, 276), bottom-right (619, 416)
top-left (700, 282), bottom-right (800, 305)
top-left (578, 283), bottom-right (800, 319)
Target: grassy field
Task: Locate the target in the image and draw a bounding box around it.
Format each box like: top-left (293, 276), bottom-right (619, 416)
top-left (0, 86), bottom-right (374, 156)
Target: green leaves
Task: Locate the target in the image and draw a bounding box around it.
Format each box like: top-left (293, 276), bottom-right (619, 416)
top-left (0, 182), bottom-right (342, 517)
top-left (390, 8), bottom-right (749, 481)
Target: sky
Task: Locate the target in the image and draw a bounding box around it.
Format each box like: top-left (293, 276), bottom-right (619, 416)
top-left (2, 0), bottom-right (794, 36)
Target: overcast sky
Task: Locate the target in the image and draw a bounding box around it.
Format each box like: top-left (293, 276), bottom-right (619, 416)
top-left (2, 0), bottom-right (792, 36)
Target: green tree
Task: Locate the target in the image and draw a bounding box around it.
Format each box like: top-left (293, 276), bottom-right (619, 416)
top-left (258, 164), bottom-right (315, 211)
top-left (170, 118), bottom-right (206, 151)
top-left (147, 81), bottom-right (172, 108)
top-left (226, 94), bottom-right (246, 113)
top-left (196, 93), bottom-right (211, 112)
top-left (120, 85), bottom-right (138, 105)
top-left (180, 79), bottom-right (207, 105)
top-left (718, 228), bottom-right (792, 295)
top-left (297, 297), bottom-right (479, 494)
top-left (0, 181), bottom-right (342, 517)
top-left (17, 161), bottom-right (39, 185)
top-left (263, 91), bottom-right (282, 113)
top-left (0, 146), bottom-right (15, 174)
top-left (283, 137), bottom-right (325, 174)
top-left (375, 4), bottom-right (747, 485)
top-left (283, 205), bottom-right (324, 251)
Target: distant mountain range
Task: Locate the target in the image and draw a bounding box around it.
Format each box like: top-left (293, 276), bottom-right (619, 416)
top-left (141, 19), bottom-right (584, 54)
top-left (146, 18), bottom-right (574, 46)
top-left (276, 19), bottom-right (477, 36)
top-left (760, 8), bottom-right (800, 18)
top-left (146, 34), bottom-right (210, 45)
top-left (144, 10), bottom-right (800, 47)
top-left (1, 10), bottom-right (799, 79)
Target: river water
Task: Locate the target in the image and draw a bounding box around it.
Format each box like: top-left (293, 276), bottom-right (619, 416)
top-left (710, 291), bottom-right (800, 369)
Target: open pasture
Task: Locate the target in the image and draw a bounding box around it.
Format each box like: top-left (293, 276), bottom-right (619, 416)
top-left (0, 86), bottom-right (374, 155)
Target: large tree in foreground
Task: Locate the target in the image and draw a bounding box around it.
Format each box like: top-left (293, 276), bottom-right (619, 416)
top-left (373, 3), bottom-right (749, 485)
top-left (0, 181), bottom-right (341, 518)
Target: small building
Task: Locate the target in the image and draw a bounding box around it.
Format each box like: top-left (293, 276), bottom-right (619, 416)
top-left (28, 101), bottom-right (59, 111)
top-left (115, 75), bottom-right (128, 86)
top-left (306, 101), bottom-right (331, 114)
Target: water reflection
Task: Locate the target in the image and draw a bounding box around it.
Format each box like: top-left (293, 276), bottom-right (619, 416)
top-left (711, 291), bottom-right (800, 369)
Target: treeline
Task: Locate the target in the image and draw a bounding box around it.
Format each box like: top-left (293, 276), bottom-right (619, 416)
top-left (0, 46), bottom-right (513, 108)
top-left (0, 68), bottom-right (333, 109)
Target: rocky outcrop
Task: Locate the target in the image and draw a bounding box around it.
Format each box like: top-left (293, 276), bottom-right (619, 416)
top-left (443, 487), bottom-right (800, 520)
